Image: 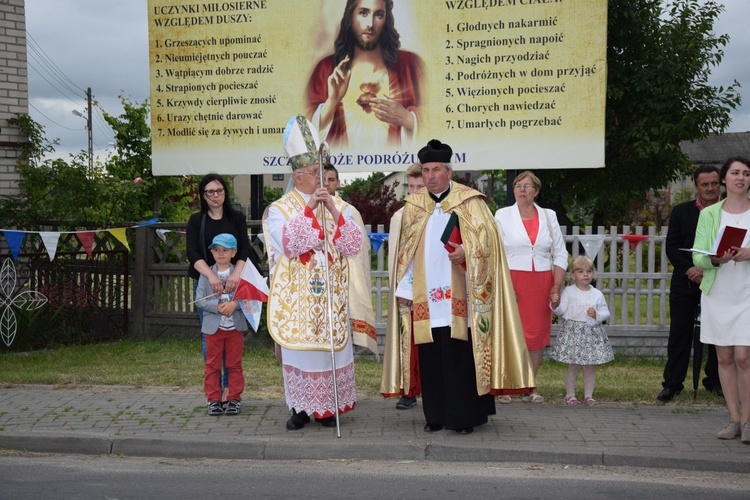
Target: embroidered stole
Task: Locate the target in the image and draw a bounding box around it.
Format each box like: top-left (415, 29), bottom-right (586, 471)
top-left (267, 191), bottom-right (349, 351)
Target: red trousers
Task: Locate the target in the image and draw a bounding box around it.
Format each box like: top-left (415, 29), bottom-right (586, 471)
top-left (204, 328), bottom-right (245, 402)
top-left (406, 311), bottom-right (421, 397)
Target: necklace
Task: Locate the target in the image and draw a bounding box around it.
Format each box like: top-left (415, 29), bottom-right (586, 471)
top-left (723, 208), bottom-right (750, 226)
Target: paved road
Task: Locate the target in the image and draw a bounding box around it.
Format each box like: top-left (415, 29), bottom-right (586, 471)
top-left (0, 386), bottom-right (748, 473)
top-left (3, 455), bottom-right (750, 499)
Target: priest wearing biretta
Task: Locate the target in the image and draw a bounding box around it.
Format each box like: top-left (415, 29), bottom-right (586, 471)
top-left (381, 138), bottom-right (534, 434)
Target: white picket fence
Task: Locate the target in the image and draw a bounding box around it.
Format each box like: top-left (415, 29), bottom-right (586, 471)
top-left (367, 225), bottom-right (672, 358)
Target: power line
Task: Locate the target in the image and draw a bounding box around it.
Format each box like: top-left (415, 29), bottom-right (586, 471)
top-left (28, 102), bottom-right (80, 131)
top-left (26, 31), bottom-right (116, 152)
top-left (27, 62), bottom-right (84, 109)
top-left (27, 50), bottom-right (83, 103)
top-left (27, 32), bottom-right (86, 95)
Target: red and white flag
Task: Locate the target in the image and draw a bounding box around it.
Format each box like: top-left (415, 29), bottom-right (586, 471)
top-left (232, 259), bottom-right (269, 332)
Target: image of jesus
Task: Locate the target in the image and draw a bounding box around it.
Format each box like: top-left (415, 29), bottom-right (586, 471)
top-left (305, 0), bottom-right (424, 149)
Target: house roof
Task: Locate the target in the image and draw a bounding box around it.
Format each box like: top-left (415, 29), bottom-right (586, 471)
top-left (680, 131), bottom-right (750, 164)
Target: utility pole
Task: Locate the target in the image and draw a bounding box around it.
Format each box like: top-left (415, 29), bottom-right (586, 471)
top-left (73, 88), bottom-right (94, 173)
top-left (85, 87), bottom-right (93, 173)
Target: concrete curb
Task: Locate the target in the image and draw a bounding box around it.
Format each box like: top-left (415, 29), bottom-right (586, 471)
top-left (0, 432), bottom-right (112, 456)
top-left (2, 432), bottom-right (748, 474)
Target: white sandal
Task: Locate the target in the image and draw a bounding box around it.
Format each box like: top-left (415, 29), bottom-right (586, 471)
top-left (523, 393), bottom-right (544, 404)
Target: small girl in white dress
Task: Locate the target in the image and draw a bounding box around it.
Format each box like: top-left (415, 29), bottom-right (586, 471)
top-left (551, 256), bottom-right (614, 406)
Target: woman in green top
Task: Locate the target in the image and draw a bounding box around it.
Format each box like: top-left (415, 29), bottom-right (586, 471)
top-left (692, 156), bottom-right (750, 444)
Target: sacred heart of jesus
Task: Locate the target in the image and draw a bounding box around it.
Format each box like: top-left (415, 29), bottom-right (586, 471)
top-left (356, 82), bottom-right (381, 113)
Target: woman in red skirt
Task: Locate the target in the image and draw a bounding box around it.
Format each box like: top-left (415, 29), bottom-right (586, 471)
top-left (495, 171), bottom-right (568, 403)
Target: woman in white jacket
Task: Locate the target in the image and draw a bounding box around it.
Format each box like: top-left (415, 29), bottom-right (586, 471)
top-left (495, 171), bottom-right (568, 403)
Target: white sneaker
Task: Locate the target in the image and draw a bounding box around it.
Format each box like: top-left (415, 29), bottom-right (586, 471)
top-left (717, 421), bottom-right (740, 439)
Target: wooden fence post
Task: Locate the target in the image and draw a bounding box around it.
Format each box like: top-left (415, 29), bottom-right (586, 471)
top-left (130, 225), bottom-right (148, 340)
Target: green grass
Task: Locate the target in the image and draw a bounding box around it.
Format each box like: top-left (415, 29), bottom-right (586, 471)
top-left (0, 339), bottom-right (724, 405)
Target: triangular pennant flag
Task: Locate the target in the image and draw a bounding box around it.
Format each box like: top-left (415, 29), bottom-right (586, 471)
top-left (621, 234), bottom-right (649, 251)
top-left (576, 235), bottom-right (606, 261)
top-left (39, 231), bottom-right (61, 261)
top-left (2, 231), bottom-right (25, 260)
top-left (368, 232), bottom-right (389, 254)
top-left (155, 229), bottom-right (169, 243)
top-left (108, 228), bottom-right (130, 251)
top-left (76, 231), bottom-right (96, 258)
top-left (137, 217), bottom-right (159, 227)
top-left (234, 259), bottom-right (269, 332)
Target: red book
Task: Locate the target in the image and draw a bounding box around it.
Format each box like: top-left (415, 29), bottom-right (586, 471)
top-left (711, 225), bottom-right (747, 256)
top-left (685, 225), bottom-right (747, 256)
top-left (440, 212), bottom-right (467, 270)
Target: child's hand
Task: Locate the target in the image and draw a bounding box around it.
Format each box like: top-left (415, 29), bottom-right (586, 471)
top-left (587, 306), bottom-right (596, 319)
top-left (217, 300), bottom-right (237, 317)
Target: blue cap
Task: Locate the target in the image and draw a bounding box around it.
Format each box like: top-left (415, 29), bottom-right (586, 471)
top-left (208, 233), bottom-right (237, 251)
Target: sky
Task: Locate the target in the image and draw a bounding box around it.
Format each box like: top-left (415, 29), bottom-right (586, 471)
top-left (23, 0), bottom-right (750, 164)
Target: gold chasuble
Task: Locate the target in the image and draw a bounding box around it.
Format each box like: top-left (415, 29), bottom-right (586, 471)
top-left (267, 190), bottom-right (375, 354)
top-left (381, 183), bottom-right (535, 396)
top-left (346, 205), bottom-right (379, 358)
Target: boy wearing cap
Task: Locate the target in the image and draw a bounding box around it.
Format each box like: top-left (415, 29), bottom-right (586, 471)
top-left (195, 233), bottom-right (248, 416)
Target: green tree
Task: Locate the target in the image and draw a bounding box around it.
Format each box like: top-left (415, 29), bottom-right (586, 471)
top-left (537, 0), bottom-right (741, 227)
top-left (263, 185), bottom-right (283, 208)
top-left (1, 115), bottom-right (126, 229)
top-left (339, 171), bottom-right (386, 200)
top-left (1, 99), bottom-right (196, 229)
top-left (340, 172), bottom-right (401, 231)
top-left (101, 96), bottom-right (194, 222)
top-left (480, 169), bottom-right (506, 214)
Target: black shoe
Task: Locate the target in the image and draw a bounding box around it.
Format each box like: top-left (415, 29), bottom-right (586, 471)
top-left (423, 424), bottom-right (443, 433)
top-left (207, 401), bottom-right (224, 416)
top-left (286, 409), bottom-right (310, 430)
top-left (316, 416), bottom-right (337, 427)
top-left (705, 385), bottom-right (724, 397)
top-left (456, 427), bottom-right (473, 435)
top-left (396, 396), bottom-right (417, 410)
top-left (224, 400), bottom-right (241, 415)
top-left (657, 387), bottom-right (681, 402)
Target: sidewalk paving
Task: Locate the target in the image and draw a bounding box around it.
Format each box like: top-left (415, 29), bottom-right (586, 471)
top-left (0, 385), bottom-right (748, 473)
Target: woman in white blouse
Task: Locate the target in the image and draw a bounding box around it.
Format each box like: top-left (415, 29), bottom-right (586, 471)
top-left (495, 171), bottom-right (568, 403)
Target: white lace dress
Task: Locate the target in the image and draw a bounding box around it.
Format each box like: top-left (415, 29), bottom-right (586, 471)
top-left (551, 285), bottom-right (614, 365)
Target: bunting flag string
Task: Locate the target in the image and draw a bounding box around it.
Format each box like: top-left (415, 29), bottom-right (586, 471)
top-left (76, 232), bottom-right (96, 259)
top-left (39, 232), bottom-right (61, 261)
top-left (155, 229), bottom-right (170, 244)
top-left (0, 218), bottom-right (161, 262)
top-left (0, 224), bottom-right (259, 262)
top-left (367, 232), bottom-right (389, 254)
top-left (576, 234), bottom-right (606, 262)
top-left (108, 228), bottom-right (130, 251)
top-left (621, 234), bottom-right (649, 251)
top-left (3, 231), bottom-right (25, 261)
